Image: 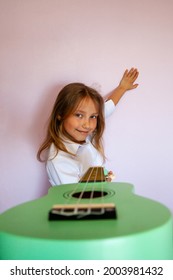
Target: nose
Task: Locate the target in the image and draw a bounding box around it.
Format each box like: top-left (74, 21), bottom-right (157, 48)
top-left (82, 118), bottom-right (90, 129)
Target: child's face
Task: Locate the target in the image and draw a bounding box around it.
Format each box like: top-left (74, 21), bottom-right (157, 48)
top-left (63, 97), bottom-right (98, 142)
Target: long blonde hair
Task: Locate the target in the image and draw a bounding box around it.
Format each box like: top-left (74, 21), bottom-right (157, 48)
top-left (37, 83), bottom-right (105, 161)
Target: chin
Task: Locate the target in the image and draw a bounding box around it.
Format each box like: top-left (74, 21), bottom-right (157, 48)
top-left (70, 135), bottom-right (87, 143)
top-left (77, 137), bottom-right (87, 142)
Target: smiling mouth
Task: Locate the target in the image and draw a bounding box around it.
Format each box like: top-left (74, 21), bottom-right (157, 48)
top-left (76, 129), bottom-right (90, 134)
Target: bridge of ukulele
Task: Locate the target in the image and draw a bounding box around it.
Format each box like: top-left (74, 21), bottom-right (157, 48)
top-left (49, 203), bottom-right (116, 220)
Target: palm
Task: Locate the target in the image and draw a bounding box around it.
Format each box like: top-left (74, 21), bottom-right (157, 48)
top-left (119, 68), bottom-right (139, 91)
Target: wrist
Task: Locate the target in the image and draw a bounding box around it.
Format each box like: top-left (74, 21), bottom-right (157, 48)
top-left (117, 84), bottom-right (128, 94)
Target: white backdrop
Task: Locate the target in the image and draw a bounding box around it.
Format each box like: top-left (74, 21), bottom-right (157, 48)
top-left (0, 0), bottom-right (173, 214)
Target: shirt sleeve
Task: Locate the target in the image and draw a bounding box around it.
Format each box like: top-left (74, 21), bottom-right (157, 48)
top-left (104, 99), bottom-right (116, 118)
top-left (46, 152), bottom-right (80, 186)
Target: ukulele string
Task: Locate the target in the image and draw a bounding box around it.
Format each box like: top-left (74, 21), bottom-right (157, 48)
top-left (86, 166), bottom-right (106, 216)
top-left (76, 166), bottom-right (95, 204)
top-left (58, 170), bottom-right (92, 215)
top-left (72, 167), bottom-right (96, 216)
top-left (94, 166), bottom-right (105, 213)
top-left (77, 166), bottom-right (98, 217)
top-left (88, 166), bottom-right (98, 202)
top-left (100, 167), bottom-right (106, 206)
top-left (77, 166), bottom-right (106, 203)
top-left (60, 166), bottom-right (95, 216)
top-left (60, 166), bottom-right (106, 216)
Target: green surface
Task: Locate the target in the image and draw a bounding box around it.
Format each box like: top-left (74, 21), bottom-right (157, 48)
top-left (0, 182), bottom-right (172, 259)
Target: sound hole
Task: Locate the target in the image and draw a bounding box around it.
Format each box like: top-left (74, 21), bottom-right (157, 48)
top-left (72, 191), bottom-right (108, 199)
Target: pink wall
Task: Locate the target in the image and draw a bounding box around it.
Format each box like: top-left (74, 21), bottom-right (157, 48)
top-left (0, 0), bottom-right (173, 213)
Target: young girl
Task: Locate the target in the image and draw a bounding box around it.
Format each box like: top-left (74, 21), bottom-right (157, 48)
top-left (37, 68), bottom-right (139, 186)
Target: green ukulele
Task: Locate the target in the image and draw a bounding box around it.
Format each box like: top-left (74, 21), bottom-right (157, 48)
top-left (0, 167), bottom-right (172, 260)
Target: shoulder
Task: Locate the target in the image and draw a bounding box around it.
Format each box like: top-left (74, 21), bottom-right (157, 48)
top-left (104, 99), bottom-right (116, 118)
top-left (47, 143), bottom-right (79, 169)
top-left (47, 143), bottom-right (58, 160)
top-left (46, 145), bottom-right (80, 185)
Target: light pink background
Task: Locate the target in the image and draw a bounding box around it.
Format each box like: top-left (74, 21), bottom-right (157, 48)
top-left (0, 0), bottom-right (173, 214)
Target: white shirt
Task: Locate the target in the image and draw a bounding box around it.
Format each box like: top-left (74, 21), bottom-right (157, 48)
top-left (46, 99), bottom-right (115, 186)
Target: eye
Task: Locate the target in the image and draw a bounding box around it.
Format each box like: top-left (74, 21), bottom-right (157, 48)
top-left (90, 115), bottom-right (98, 119)
top-left (75, 113), bottom-right (83, 118)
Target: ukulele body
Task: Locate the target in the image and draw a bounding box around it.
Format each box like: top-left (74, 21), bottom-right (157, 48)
top-left (0, 182), bottom-right (172, 260)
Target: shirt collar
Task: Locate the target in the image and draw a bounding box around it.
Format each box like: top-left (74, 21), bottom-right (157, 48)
top-left (64, 137), bottom-right (90, 155)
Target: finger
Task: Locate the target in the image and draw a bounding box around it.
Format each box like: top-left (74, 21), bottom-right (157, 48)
top-left (132, 83), bottom-right (139, 89)
top-left (129, 69), bottom-right (139, 81)
top-left (126, 67), bottom-right (135, 77)
top-left (106, 177), bottom-right (112, 182)
top-left (132, 71), bottom-right (139, 82)
top-left (122, 69), bottom-right (129, 79)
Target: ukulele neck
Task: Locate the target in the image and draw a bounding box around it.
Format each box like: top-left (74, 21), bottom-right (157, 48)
top-left (79, 166), bottom-right (106, 182)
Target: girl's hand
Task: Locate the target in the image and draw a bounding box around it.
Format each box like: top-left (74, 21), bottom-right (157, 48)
top-left (107, 67), bottom-right (139, 106)
top-left (118, 68), bottom-right (139, 92)
top-left (105, 171), bottom-right (115, 182)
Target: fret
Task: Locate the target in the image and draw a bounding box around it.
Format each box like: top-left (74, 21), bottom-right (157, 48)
top-left (79, 166), bottom-right (105, 182)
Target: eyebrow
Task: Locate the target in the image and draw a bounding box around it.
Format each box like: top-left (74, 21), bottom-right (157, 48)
top-left (75, 110), bottom-right (99, 115)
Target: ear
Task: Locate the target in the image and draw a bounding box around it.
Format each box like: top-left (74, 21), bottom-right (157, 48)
top-left (57, 115), bottom-right (61, 120)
